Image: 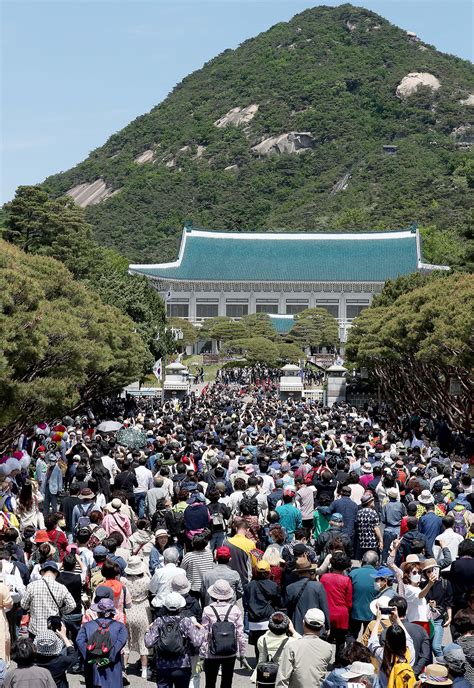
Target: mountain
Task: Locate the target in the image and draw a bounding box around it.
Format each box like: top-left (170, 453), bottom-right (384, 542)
top-left (43, 4), bottom-right (474, 266)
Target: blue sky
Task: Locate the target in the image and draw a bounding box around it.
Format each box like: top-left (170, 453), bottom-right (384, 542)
top-left (2, 0), bottom-right (473, 203)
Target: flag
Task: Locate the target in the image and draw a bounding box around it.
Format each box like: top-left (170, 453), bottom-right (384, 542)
top-left (152, 359), bottom-right (162, 381)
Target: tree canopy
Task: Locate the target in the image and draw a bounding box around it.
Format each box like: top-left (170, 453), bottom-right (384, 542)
top-left (0, 241), bottom-right (149, 449)
top-left (199, 317), bottom-right (249, 343)
top-left (287, 307), bottom-right (339, 349)
top-left (346, 272), bottom-right (473, 430)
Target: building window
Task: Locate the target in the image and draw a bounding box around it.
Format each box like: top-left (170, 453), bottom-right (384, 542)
top-left (315, 300), bottom-right (339, 318)
top-left (196, 303), bottom-right (219, 318)
top-left (346, 304), bottom-right (368, 319)
top-left (256, 303), bottom-right (279, 314)
top-left (226, 303), bottom-right (249, 317)
top-left (286, 300), bottom-right (309, 315)
top-left (167, 302), bottom-right (189, 318)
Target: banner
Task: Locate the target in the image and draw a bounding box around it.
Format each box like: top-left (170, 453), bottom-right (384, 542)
top-left (152, 358), bottom-right (162, 381)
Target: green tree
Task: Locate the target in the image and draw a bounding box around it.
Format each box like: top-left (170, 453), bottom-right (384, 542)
top-left (199, 317), bottom-right (248, 343)
top-left (241, 313), bottom-right (278, 340)
top-left (346, 273), bottom-right (473, 430)
top-left (221, 337), bottom-right (280, 366)
top-left (168, 317), bottom-right (198, 349)
top-left (277, 342), bottom-right (304, 364)
top-left (0, 240), bottom-right (149, 449)
top-left (287, 307), bottom-right (339, 349)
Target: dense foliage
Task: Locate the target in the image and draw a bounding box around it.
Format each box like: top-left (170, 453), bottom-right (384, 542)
top-left (42, 4), bottom-right (473, 267)
top-left (346, 272), bottom-right (474, 430)
top-left (286, 307), bottom-right (339, 349)
top-left (0, 241), bottom-right (149, 449)
top-left (2, 186), bottom-right (167, 361)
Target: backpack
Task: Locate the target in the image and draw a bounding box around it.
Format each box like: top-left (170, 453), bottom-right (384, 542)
top-left (89, 565), bottom-right (105, 594)
top-left (256, 638), bottom-right (289, 687)
top-left (86, 620), bottom-right (113, 666)
top-left (239, 492), bottom-right (259, 517)
top-left (209, 605), bottom-right (237, 656)
top-left (210, 508), bottom-right (225, 532)
top-left (387, 659), bottom-right (416, 688)
top-left (154, 617), bottom-right (185, 656)
top-left (76, 502), bottom-right (93, 531)
top-left (452, 506), bottom-right (467, 537)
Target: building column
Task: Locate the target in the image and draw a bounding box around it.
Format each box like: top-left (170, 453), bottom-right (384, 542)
top-left (279, 290), bottom-right (286, 315)
top-left (188, 291), bottom-right (196, 322)
top-left (219, 292), bottom-right (226, 317)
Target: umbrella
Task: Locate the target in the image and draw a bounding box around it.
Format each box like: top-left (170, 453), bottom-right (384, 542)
top-left (97, 420), bottom-right (123, 433)
top-left (116, 426), bottom-right (147, 449)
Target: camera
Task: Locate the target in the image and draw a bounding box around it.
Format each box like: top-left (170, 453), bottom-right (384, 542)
top-left (47, 615), bottom-right (62, 632)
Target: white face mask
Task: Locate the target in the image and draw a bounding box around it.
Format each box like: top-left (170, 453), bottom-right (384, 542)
top-left (410, 572), bottom-right (421, 583)
top-left (374, 582), bottom-right (383, 591)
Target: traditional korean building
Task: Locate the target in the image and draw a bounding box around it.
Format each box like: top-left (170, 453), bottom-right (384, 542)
top-left (129, 226), bottom-right (448, 341)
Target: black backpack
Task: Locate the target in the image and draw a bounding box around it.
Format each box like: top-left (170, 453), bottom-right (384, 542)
top-left (239, 492), bottom-right (259, 517)
top-left (209, 605), bottom-right (237, 656)
top-left (256, 638), bottom-right (289, 687)
top-left (76, 502), bottom-right (93, 531)
top-left (86, 620), bottom-right (113, 666)
top-left (155, 617), bottom-right (186, 656)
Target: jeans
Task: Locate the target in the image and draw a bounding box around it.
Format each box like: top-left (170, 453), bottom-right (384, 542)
top-left (156, 668), bottom-right (191, 688)
top-left (382, 527), bottom-right (400, 564)
top-left (209, 531), bottom-right (225, 551)
top-left (204, 657), bottom-right (236, 688)
top-left (43, 489), bottom-right (58, 515)
top-left (134, 492), bottom-right (146, 518)
top-left (432, 617), bottom-right (444, 657)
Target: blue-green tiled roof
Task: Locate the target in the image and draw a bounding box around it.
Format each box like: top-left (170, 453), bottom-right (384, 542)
top-left (269, 315), bottom-right (295, 334)
top-left (130, 229), bottom-right (420, 282)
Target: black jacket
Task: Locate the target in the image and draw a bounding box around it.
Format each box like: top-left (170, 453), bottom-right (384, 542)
top-left (314, 526), bottom-right (353, 558)
top-left (244, 578), bottom-right (281, 623)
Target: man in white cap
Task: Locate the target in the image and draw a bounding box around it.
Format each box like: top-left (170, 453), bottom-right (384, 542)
top-left (276, 608), bottom-right (332, 688)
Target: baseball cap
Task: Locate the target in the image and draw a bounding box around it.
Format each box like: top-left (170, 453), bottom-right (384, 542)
top-left (256, 560), bottom-right (271, 573)
top-left (216, 546), bottom-right (231, 560)
top-left (330, 513), bottom-right (343, 523)
top-left (304, 608), bottom-right (325, 628)
top-left (93, 545), bottom-right (108, 558)
top-left (40, 560), bottom-right (59, 574)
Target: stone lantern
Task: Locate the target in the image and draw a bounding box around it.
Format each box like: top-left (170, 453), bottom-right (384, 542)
top-left (279, 364), bottom-right (303, 401)
top-left (326, 364), bottom-right (347, 406)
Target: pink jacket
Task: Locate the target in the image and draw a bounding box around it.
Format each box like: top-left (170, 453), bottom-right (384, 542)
top-left (201, 601), bottom-right (246, 658)
top-left (102, 511), bottom-right (132, 546)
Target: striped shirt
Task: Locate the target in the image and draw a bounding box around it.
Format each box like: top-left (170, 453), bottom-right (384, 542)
top-left (180, 549), bottom-right (214, 592)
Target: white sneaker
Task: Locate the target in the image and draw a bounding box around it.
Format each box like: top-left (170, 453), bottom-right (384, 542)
top-left (141, 668), bottom-right (150, 680)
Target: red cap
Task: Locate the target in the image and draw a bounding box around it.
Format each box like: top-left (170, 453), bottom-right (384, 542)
top-left (216, 546), bottom-right (231, 560)
top-left (37, 446), bottom-right (46, 452)
top-left (283, 487), bottom-right (296, 497)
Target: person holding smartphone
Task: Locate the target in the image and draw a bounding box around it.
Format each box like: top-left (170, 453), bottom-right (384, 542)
top-left (367, 606), bottom-right (416, 688)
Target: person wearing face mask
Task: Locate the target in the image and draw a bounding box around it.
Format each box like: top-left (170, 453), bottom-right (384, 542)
top-left (423, 558), bottom-right (453, 657)
top-left (371, 566), bottom-right (396, 601)
top-left (388, 556), bottom-right (435, 634)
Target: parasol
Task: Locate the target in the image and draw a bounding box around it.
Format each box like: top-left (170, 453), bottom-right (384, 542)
top-left (116, 426), bottom-right (147, 449)
top-left (97, 420), bottom-right (123, 433)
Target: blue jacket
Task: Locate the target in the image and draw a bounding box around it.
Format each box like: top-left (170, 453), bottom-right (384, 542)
top-left (349, 565), bottom-right (377, 621)
top-left (42, 465), bottom-right (63, 496)
top-left (418, 511), bottom-right (443, 552)
top-left (330, 496), bottom-right (358, 537)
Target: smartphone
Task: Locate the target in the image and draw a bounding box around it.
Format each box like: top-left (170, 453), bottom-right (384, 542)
top-left (380, 607), bottom-right (393, 615)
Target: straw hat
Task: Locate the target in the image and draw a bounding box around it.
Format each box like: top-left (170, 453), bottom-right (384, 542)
top-left (401, 554), bottom-right (421, 572)
top-left (419, 665), bottom-right (452, 686)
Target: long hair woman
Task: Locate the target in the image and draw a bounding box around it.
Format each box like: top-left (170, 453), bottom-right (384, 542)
top-left (368, 606), bottom-right (415, 688)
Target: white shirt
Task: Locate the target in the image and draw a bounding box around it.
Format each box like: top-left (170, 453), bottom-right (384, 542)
top-left (433, 528), bottom-right (464, 561)
top-left (149, 562), bottom-right (179, 603)
top-left (134, 465), bottom-right (154, 494)
top-left (101, 455), bottom-right (118, 484)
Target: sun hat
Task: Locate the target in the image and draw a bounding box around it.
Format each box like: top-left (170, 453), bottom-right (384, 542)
top-left (79, 487), bottom-right (95, 499)
top-left (155, 528), bottom-right (169, 537)
top-left (40, 560), bottom-right (59, 574)
top-left (361, 462), bottom-right (373, 474)
top-left (440, 648), bottom-right (466, 674)
top-left (387, 487), bottom-right (399, 499)
top-left (207, 579), bottom-right (234, 601)
top-left (304, 608), bottom-right (325, 628)
top-left (361, 493), bottom-right (375, 505)
top-left (91, 598), bottom-right (116, 615)
top-left (34, 530), bottom-right (50, 544)
top-left (419, 664), bottom-right (452, 686)
top-left (124, 555), bottom-right (147, 576)
top-left (421, 558), bottom-right (440, 571)
top-left (111, 497), bottom-right (122, 510)
top-left (401, 554), bottom-right (421, 571)
top-left (369, 595), bottom-right (393, 618)
top-left (294, 558), bottom-right (316, 573)
top-left (163, 592), bottom-right (186, 611)
top-left (384, 457), bottom-right (394, 466)
top-left (35, 630), bottom-right (64, 656)
top-left (418, 489), bottom-right (434, 505)
top-left (171, 573), bottom-right (191, 595)
top-left (341, 662), bottom-right (375, 680)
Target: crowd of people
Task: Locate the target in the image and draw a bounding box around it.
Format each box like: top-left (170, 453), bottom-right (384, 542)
top-left (0, 375), bottom-right (473, 688)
